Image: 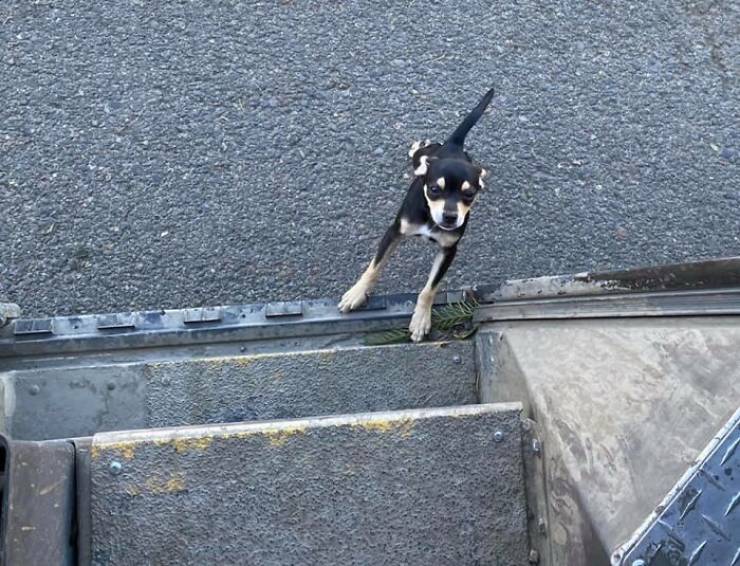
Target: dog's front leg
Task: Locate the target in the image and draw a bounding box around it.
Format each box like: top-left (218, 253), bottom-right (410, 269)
top-left (339, 223), bottom-right (401, 312)
top-left (409, 245), bottom-right (457, 342)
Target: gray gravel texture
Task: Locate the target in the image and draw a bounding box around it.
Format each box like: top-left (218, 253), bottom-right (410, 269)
top-left (1, 1), bottom-right (738, 316)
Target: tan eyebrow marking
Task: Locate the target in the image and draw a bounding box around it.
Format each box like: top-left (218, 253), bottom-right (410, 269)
top-left (462, 181), bottom-right (472, 191)
top-left (437, 177), bottom-right (445, 189)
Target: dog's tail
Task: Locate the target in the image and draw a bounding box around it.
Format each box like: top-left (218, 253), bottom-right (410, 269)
top-left (444, 88), bottom-right (495, 148)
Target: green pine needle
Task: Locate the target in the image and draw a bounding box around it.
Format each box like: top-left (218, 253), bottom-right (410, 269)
top-left (431, 297), bottom-right (479, 330)
top-left (363, 297), bottom-right (480, 346)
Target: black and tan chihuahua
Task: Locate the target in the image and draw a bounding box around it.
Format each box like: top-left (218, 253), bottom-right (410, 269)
top-left (339, 89), bottom-right (495, 341)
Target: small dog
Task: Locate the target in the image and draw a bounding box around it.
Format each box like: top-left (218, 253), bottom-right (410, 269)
top-left (339, 89), bottom-right (495, 341)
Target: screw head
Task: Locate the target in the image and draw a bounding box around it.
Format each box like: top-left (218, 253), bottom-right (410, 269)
top-left (494, 431), bottom-right (504, 443)
top-left (109, 461), bottom-right (123, 475)
top-left (532, 438), bottom-right (541, 454)
top-left (452, 355), bottom-right (462, 364)
top-left (528, 549), bottom-right (540, 564)
top-left (29, 384), bottom-right (40, 396)
top-left (107, 381), bottom-right (116, 391)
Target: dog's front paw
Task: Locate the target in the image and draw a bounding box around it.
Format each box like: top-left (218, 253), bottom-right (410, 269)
top-left (338, 282), bottom-right (369, 313)
top-left (409, 304), bottom-right (432, 342)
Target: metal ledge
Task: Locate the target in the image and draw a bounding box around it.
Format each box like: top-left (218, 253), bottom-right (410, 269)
top-left (0, 290), bottom-right (476, 358)
top-left (477, 287), bottom-right (740, 323)
top-left (492, 257), bottom-right (740, 301)
top-left (3, 256), bottom-right (739, 358)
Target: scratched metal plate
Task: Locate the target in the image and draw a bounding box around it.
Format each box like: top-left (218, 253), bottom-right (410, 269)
top-left (617, 408), bottom-right (739, 566)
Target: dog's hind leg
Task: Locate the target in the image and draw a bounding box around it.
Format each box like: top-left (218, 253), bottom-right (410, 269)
top-left (409, 245), bottom-right (457, 342)
top-left (338, 222), bottom-right (401, 312)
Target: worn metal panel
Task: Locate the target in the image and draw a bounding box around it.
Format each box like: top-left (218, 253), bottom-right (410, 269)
top-left (7, 364), bottom-right (148, 441)
top-left (0, 436), bottom-right (76, 566)
top-left (144, 341), bottom-right (477, 428)
top-left (6, 342), bottom-right (476, 440)
top-left (89, 403), bottom-right (527, 566)
top-left (479, 318), bottom-right (740, 566)
top-left (614, 408), bottom-right (740, 566)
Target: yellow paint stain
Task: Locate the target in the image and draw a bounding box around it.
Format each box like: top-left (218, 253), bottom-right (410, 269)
top-left (353, 418), bottom-right (415, 438)
top-left (261, 424), bottom-right (307, 447)
top-left (91, 441), bottom-right (137, 461)
top-left (166, 436), bottom-right (213, 454)
top-left (143, 473), bottom-right (187, 495)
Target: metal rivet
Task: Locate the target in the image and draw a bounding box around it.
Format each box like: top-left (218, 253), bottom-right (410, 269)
top-left (452, 354), bottom-right (462, 364)
top-left (240, 346), bottom-right (247, 353)
top-left (494, 431), bottom-right (504, 443)
top-left (107, 382), bottom-right (116, 391)
top-left (528, 549), bottom-right (540, 564)
top-left (109, 461), bottom-right (122, 475)
top-left (29, 385), bottom-right (40, 396)
top-left (537, 517), bottom-right (547, 534)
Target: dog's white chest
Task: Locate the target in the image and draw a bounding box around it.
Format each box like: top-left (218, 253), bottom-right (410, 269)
top-left (400, 219), bottom-right (459, 247)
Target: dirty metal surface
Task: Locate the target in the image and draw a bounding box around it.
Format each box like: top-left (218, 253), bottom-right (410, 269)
top-left (614, 408), bottom-right (740, 566)
top-left (4, 341), bottom-right (476, 441)
top-left (0, 436), bottom-right (76, 566)
top-left (89, 403), bottom-right (527, 566)
top-left (493, 257), bottom-right (740, 301)
top-left (477, 318), bottom-right (740, 566)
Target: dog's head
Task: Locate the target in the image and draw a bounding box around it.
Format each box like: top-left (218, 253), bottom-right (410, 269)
top-left (415, 156), bottom-right (487, 231)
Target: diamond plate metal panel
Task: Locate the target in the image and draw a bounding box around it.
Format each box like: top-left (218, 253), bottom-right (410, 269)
top-left (614, 408), bottom-right (740, 565)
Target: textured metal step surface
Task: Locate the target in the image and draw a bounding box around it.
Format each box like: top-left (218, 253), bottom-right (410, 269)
top-left (3, 341), bottom-right (476, 441)
top-left (88, 403), bottom-right (527, 566)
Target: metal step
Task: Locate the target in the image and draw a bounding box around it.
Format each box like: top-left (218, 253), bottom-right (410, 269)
top-left (3, 341), bottom-right (476, 441)
top-left (86, 403), bottom-right (527, 566)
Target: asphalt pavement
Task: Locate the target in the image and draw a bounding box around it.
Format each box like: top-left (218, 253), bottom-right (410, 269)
top-left (1, 1), bottom-right (738, 316)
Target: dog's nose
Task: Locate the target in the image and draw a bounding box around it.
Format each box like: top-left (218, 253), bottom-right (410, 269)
top-left (442, 212), bottom-right (457, 225)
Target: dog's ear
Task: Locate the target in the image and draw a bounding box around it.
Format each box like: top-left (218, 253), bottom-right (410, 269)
top-left (414, 155), bottom-right (437, 176)
top-left (477, 167), bottom-right (488, 189)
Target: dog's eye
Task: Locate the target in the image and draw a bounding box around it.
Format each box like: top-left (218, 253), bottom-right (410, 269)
top-left (461, 191), bottom-right (476, 203)
top-left (428, 185), bottom-right (441, 196)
